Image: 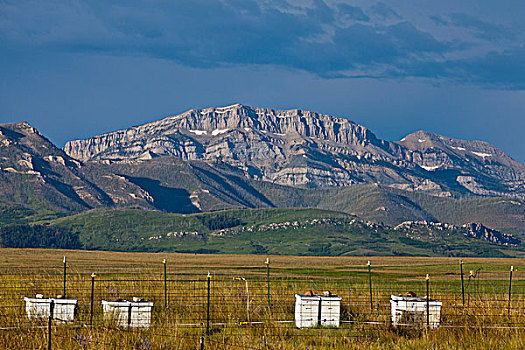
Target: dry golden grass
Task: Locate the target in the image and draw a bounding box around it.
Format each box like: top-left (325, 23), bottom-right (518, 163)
top-left (2, 249), bottom-right (525, 349)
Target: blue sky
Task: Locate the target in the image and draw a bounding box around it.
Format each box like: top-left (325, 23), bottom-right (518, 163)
top-left (1, 0), bottom-right (524, 162)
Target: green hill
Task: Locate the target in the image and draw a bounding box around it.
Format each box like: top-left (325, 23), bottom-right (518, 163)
top-left (30, 207), bottom-right (524, 257)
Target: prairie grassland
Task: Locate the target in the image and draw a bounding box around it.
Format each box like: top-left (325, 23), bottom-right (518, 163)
top-left (2, 249), bottom-right (525, 349)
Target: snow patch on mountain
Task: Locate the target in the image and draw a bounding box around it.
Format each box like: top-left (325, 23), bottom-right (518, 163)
top-left (421, 165), bottom-right (441, 171)
top-left (211, 129), bottom-right (229, 136)
top-left (472, 151), bottom-right (492, 158)
top-left (189, 130), bottom-right (207, 136)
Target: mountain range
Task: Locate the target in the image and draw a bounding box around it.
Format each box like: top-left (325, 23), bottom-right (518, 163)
top-left (65, 104), bottom-right (525, 199)
top-left (1, 104), bottom-right (525, 255)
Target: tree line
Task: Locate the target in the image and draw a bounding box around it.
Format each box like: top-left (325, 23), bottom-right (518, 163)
top-left (0, 224), bottom-right (81, 249)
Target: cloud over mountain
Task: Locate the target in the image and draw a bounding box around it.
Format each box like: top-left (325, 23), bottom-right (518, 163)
top-left (1, 0), bottom-right (523, 89)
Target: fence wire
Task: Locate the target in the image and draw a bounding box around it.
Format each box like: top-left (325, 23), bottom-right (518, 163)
top-left (2, 261), bottom-right (525, 348)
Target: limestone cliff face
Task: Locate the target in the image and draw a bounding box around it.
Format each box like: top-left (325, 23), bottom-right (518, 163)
top-left (394, 221), bottom-right (521, 246)
top-left (65, 104), bottom-right (384, 158)
top-left (64, 104), bottom-right (396, 188)
top-left (395, 130), bottom-right (525, 198)
top-left (463, 222), bottom-right (520, 245)
top-left (64, 104), bottom-right (525, 198)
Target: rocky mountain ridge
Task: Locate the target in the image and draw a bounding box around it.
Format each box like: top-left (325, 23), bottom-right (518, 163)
top-left (394, 220), bottom-right (521, 246)
top-left (0, 117), bottom-right (525, 240)
top-left (0, 122), bottom-right (152, 212)
top-left (65, 104), bottom-right (525, 199)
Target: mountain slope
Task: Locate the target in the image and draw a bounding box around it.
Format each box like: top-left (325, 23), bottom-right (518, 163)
top-left (65, 104), bottom-right (525, 199)
top-left (0, 122), bottom-right (114, 212)
top-left (2, 117), bottom-right (525, 259)
top-left (84, 158), bottom-right (525, 234)
top-left (81, 157), bottom-right (280, 212)
top-left (395, 130), bottom-right (525, 197)
top-left (3, 116), bottom-right (525, 236)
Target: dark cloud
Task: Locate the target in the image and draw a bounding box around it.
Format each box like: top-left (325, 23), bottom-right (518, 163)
top-left (383, 47), bottom-right (525, 90)
top-left (306, 0), bottom-right (334, 24)
top-left (0, 0), bottom-right (523, 89)
top-left (451, 47), bottom-right (525, 89)
top-left (336, 4), bottom-right (369, 22)
top-left (431, 13), bottom-right (514, 41)
top-left (368, 2), bottom-right (402, 21)
top-left (326, 22), bottom-right (449, 71)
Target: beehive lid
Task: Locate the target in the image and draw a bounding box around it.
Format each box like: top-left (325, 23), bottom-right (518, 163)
top-left (295, 294), bottom-right (321, 301)
top-left (24, 297), bottom-right (50, 303)
top-left (129, 301), bottom-right (153, 306)
top-left (320, 295), bottom-right (342, 301)
top-left (390, 295), bottom-right (439, 303)
top-left (102, 300), bottom-right (153, 307)
top-left (50, 298), bottom-right (77, 304)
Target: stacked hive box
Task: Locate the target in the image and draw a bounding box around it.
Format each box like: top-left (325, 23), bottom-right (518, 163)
top-left (319, 295), bottom-right (342, 327)
top-left (390, 295), bottom-right (442, 328)
top-left (295, 294), bottom-right (321, 328)
top-left (101, 300), bottom-right (153, 328)
top-left (24, 296), bottom-right (77, 323)
top-left (295, 294), bottom-right (342, 328)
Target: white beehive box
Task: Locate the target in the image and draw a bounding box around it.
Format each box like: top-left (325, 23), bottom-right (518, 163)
top-left (24, 297), bottom-right (77, 323)
top-left (319, 295), bottom-right (342, 327)
top-left (102, 300), bottom-right (153, 328)
top-left (295, 294), bottom-right (321, 328)
top-left (295, 294), bottom-right (342, 328)
top-left (390, 295), bottom-right (442, 328)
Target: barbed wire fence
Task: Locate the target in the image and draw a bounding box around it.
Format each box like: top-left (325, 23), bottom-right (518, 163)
top-left (1, 258), bottom-right (525, 349)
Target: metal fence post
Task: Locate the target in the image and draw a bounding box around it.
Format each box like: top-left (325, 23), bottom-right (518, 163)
top-left (90, 273), bottom-right (96, 326)
top-left (63, 256), bottom-right (67, 298)
top-left (206, 272), bottom-right (211, 336)
top-left (426, 274), bottom-right (430, 328)
top-left (459, 259), bottom-right (465, 306)
top-left (367, 261), bottom-right (373, 312)
top-left (508, 266), bottom-right (514, 312)
top-left (48, 300), bottom-right (55, 350)
top-left (163, 259), bottom-right (167, 308)
top-left (265, 258), bottom-right (270, 309)
top-left (128, 303), bottom-right (132, 327)
top-left (468, 270), bottom-right (474, 307)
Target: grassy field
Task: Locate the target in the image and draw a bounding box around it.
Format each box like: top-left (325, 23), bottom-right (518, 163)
top-left (2, 249), bottom-right (525, 349)
top-left (26, 207), bottom-right (525, 257)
